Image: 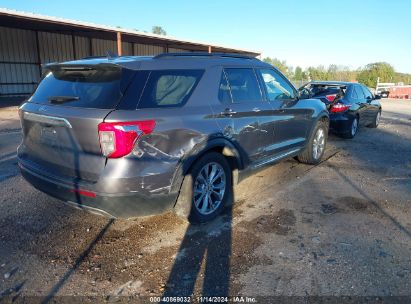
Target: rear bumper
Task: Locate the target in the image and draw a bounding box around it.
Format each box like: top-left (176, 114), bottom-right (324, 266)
top-left (329, 113), bottom-right (354, 134)
top-left (19, 161), bottom-right (178, 218)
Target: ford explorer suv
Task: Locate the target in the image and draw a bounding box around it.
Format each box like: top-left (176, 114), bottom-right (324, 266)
top-left (18, 53), bottom-right (329, 223)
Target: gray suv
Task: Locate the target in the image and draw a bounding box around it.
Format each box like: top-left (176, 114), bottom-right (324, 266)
top-left (18, 53), bottom-right (329, 222)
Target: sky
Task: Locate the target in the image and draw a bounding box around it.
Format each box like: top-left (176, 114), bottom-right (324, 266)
top-left (2, 0), bottom-right (411, 73)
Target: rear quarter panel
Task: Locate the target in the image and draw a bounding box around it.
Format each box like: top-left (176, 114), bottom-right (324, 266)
top-left (101, 67), bottom-right (222, 196)
top-left (293, 98), bottom-right (328, 139)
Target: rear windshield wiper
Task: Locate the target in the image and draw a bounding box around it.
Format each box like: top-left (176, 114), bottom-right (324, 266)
top-left (48, 96), bottom-right (80, 104)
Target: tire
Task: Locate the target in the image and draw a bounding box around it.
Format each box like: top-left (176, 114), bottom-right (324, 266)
top-left (297, 119), bottom-right (328, 165)
top-left (175, 152), bottom-right (232, 223)
top-left (341, 116), bottom-right (359, 139)
top-left (368, 110), bottom-right (381, 128)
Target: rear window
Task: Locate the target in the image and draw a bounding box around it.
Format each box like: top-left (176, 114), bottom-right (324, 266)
top-left (301, 84), bottom-right (346, 99)
top-left (29, 65), bottom-right (130, 109)
top-left (137, 70), bottom-right (204, 108)
top-left (311, 86), bottom-right (345, 97)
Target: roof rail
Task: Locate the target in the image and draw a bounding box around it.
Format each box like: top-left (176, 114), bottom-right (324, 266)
top-left (154, 52), bottom-right (256, 60)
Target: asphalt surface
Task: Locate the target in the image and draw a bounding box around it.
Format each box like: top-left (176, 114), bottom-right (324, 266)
top-left (0, 100), bottom-right (410, 303)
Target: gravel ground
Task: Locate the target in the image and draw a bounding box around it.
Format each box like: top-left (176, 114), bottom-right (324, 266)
top-left (0, 99), bottom-right (410, 303)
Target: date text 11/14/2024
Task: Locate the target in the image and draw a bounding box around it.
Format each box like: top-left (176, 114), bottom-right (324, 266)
top-left (149, 296), bottom-right (257, 303)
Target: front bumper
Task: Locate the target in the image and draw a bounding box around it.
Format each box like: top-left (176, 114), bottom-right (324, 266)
top-left (19, 161), bottom-right (178, 218)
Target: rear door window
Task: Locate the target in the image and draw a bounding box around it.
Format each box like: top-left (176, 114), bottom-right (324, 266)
top-left (223, 68), bottom-right (263, 103)
top-left (137, 70), bottom-right (204, 108)
top-left (29, 65), bottom-right (129, 109)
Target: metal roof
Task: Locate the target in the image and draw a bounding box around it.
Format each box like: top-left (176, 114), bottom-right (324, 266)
top-left (0, 8), bottom-right (261, 56)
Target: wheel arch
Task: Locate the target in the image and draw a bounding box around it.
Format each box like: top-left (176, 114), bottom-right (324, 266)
top-left (171, 136), bottom-right (242, 219)
top-left (170, 136), bottom-right (244, 194)
top-left (183, 137), bottom-right (243, 174)
top-left (309, 111), bottom-right (329, 138)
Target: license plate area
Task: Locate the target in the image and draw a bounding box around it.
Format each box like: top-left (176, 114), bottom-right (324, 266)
top-left (40, 126), bottom-right (58, 147)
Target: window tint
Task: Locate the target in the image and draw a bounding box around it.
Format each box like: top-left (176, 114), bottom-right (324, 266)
top-left (30, 66), bottom-right (126, 109)
top-left (354, 85), bottom-right (365, 99)
top-left (361, 85), bottom-right (373, 99)
top-left (218, 72), bottom-right (232, 103)
top-left (138, 70), bottom-right (204, 108)
top-left (258, 69), bottom-right (296, 101)
top-left (117, 71), bottom-right (150, 110)
top-left (224, 68), bottom-right (263, 102)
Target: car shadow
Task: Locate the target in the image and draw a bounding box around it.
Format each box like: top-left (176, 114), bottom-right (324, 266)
top-left (163, 193), bottom-right (233, 298)
top-left (162, 146), bottom-right (239, 298)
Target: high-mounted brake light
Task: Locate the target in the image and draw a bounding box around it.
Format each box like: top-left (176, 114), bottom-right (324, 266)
top-left (329, 103), bottom-right (351, 113)
top-left (325, 94), bottom-right (337, 102)
top-left (98, 120), bottom-right (156, 158)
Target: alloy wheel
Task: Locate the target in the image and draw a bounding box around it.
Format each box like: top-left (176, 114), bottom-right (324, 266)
top-left (193, 162), bottom-right (226, 215)
top-left (312, 127), bottom-right (325, 160)
top-left (375, 112), bottom-right (381, 126)
top-left (351, 118), bottom-right (358, 136)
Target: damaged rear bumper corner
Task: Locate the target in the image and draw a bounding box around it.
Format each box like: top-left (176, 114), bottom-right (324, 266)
top-left (18, 161), bottom-right (178, 218)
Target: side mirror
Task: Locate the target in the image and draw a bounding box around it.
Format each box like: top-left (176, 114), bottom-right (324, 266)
top-left (374, 94), bottom-right (382, 100)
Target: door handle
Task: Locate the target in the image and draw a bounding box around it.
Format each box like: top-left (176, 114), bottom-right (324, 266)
top-left (278, 109), bottom-right (285, 113)
top-left (252, 107), bottom-right (261, 112)
top-left (221, 108), bottom-right (237, 117)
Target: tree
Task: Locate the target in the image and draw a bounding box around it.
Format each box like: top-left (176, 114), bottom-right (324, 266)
top-left (262, 57), bottom-right (292, 77)
top-left (394, 72), bottom-right (411, 85)
top-left (294, 66), bottom-right (303, 81)
top-left (357, 62), bottom-right (395, 87)
top-left (307, 65), bottom-right (327, 81)
top-left (259, 57), bottom-right (409, 86)
top-left (152, 26), bottom-right (167, 36)
top-left (327, 64), bottom-right (338, 80)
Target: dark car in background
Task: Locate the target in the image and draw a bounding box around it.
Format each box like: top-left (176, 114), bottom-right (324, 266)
top-left (299, 81), bottom-right (382, 138)
top-left (18, 53), bottom-right (329, 223)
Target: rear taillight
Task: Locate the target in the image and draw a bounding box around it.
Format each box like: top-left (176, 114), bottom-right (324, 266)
top-left (329, 103), bottom-right (351, 113)
top-left (98, 120), bottom-right (156, 158)
top-left (325, 94), bottom-right (337, 102)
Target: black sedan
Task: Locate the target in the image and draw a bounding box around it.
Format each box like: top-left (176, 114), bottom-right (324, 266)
top-left (299, 81), bottom-right (382, 138)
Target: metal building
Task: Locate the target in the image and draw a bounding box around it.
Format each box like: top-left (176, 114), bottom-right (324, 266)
top-left (0, 8), bottom-right (260, 101)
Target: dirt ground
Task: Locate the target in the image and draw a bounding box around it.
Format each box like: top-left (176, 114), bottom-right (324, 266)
top-left (0, 99), bottom-right (410, 303)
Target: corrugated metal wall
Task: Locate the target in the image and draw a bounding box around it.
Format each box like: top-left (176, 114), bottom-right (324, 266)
top-left (38, 31), bottom-right (74, 63)
top-left (133, 44), bottom-right (164, 56)
top-left (169, 47), bottom-right (190, 53)
top-left (0, 26), bottom-right (39, 96)
top-left (91, 38), bottom-right (116, 56)
top-left (74, 36), bottom-right (89, 59)
top-left (0, 25), bottom-right (192, 97)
